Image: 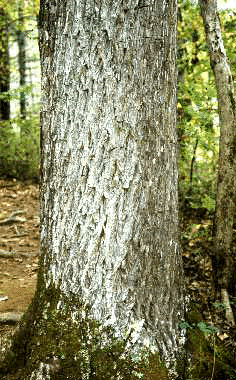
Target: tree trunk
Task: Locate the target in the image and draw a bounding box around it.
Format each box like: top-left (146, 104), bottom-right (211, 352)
top-left (0, 1), bottom-right (185, 378)
top-left (17, 1), bottom-right (27, 123)
top-left (199, 0), bottom-right (236, 325)
top-left (0, 7), bottom-right (10, 122)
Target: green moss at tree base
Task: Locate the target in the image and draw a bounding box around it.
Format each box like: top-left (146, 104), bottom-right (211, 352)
top-left (183, 305), bottom-right (236, 380)
top-left (0, 281), bottom-right (172, 380)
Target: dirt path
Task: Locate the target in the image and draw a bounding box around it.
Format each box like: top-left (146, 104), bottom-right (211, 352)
top-left (0, 179), bottom-right (39, 337)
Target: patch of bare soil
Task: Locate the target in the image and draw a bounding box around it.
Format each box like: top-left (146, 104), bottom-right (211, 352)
top-left (0, 179), bottom-right (39, 338)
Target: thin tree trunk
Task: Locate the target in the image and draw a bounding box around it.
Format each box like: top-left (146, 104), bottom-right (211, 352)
top-left (0, 8), bottom-right (10, 122)
top-left (189, 137), bottom-right (198, 188)
top-left (17, 1), bottom-right (27, 123)
top-left (199, 0), bottom-right (236, 325)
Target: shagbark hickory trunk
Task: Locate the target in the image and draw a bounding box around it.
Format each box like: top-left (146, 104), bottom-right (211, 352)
top-left (199, 0), bottom-right (236, 325)
top-left (40, 0), bottom-right (184, 353)
top-left (0, 1), bottom-right (184, 379)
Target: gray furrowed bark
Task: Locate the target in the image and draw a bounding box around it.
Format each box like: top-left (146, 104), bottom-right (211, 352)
top-left (38, 0), bottom-right (184, 374)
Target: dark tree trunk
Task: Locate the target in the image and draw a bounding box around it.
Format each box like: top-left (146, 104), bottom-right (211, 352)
top-left (0, 8), bottom-right (10, 122)
top-left (17, 1), bottom-right (27, 123)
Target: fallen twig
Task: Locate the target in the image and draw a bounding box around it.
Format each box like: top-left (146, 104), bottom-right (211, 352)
top-left (0, 312), bottom-right (23, 325)
top-left (0, 250), bottom-right (31, 258)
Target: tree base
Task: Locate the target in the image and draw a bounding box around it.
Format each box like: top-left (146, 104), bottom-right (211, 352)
top-left (0, 284), bottom-right (180, 380)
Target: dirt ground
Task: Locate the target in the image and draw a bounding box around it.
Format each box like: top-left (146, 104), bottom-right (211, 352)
top-left (0, 179), bottom-right (39, 337)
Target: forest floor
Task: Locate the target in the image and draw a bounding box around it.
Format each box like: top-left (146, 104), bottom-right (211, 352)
top-left (0, 179), bottom-right (39, 339)
top-left (0, 178), bottom-right (236, 378)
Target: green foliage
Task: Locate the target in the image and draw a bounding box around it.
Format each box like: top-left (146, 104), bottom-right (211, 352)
top-left (179, 306), bottom-right (236, 379)
top-left (178, 0), bottom-right (219, 211)
top-left (178, 3), bottom-right (236, 213)
top-left (0, 0), bottom-right (40, 181)
top-left (182, 222), bottom-right (212, 242)
top-left (0, 107), bottom-right (40, 181)
top-left (179, 320), bottom-right (218, 336)
top-left (0, 84), bottom-right (34, 102)
top-left (0, 0), bottom-right (39, 22)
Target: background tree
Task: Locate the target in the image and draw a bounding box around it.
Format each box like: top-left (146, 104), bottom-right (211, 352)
top-left (17, 0), bottom-right (27, 122)
top-left (0, 0), bottom-right (185, 379)
top-left (0, 7), bottom-right (10, 122)
top-left (199, 0), bottom-right (236, 325)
